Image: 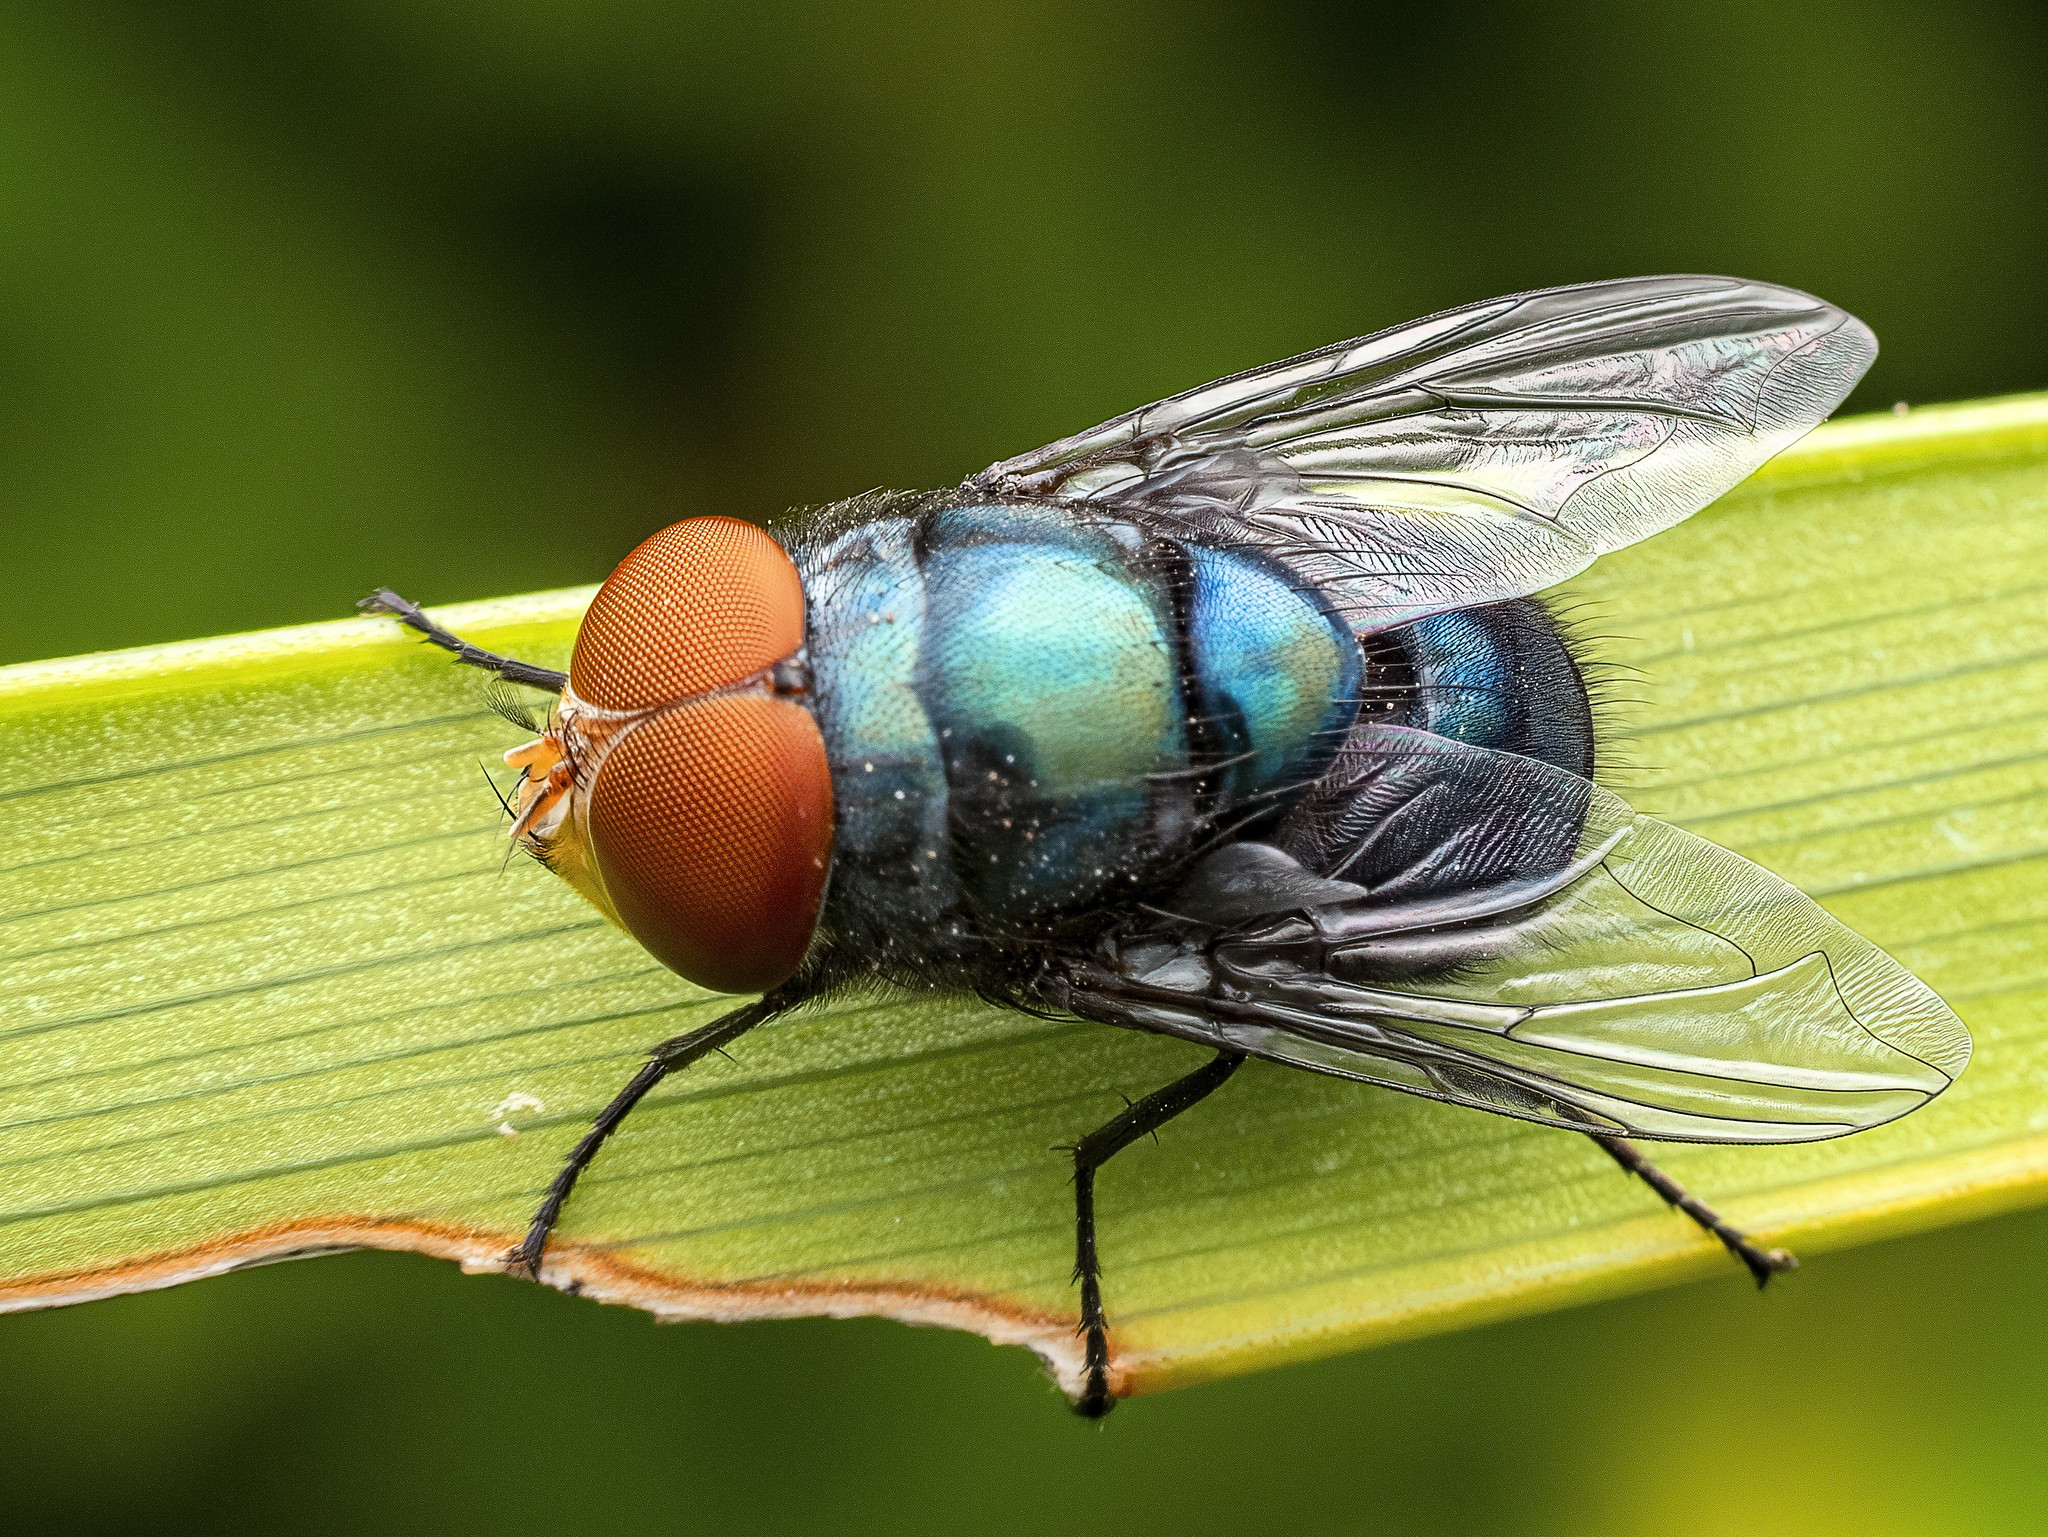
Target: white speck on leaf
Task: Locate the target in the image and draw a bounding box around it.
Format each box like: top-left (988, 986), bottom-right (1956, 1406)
top-left (491, 1092), bottom-right (546, 1137)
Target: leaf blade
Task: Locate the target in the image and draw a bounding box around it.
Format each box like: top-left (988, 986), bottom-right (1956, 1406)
top-left (3, 396), bottom-right (2045, 1400)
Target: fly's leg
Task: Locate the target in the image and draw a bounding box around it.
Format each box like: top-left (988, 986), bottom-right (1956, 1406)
top-left (359, 588), bottom-right (570, 692)
top-left (1068, 1050), bottom-right (1244, 1420)
top-left (1588, 1133), bottom-right (1797, 1288)
top-left (503, 998), bottom-right (784, 1278)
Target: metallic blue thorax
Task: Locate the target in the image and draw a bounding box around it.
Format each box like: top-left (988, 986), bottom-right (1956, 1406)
top-left (789, 501), bottom-right (1360, 971)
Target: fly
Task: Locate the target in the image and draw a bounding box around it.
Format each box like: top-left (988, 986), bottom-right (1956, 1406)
top-left (363, 275), bottom-right (1969, 1417)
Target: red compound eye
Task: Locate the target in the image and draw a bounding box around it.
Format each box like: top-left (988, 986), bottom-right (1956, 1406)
top-left (571, 516), bottom-right (806, 710)
top-left (587, 694), bottom-right (834, 995)
top-left (570, 516), bottom-right (831, 994)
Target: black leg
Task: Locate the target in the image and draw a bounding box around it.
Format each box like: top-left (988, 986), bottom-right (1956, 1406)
top-left (360, 588), bottom-right (570, 693)
top-left (1588, 1133), bottom-right (1797, 1288)
top-left (1069, 1050), bottom-right (1244, 1419)
top-left (503, 998), bottom-right (783, 1277)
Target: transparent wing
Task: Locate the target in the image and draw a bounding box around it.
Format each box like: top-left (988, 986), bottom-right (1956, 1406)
top-left (971, 275), bottom-right (1875, 631)
top-left (1072, 729), bottom-right (1967, 1143)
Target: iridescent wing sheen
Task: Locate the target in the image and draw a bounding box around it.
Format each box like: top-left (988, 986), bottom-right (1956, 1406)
top-left (969, 275), bottom-right (1876, 632)
top-left (1069, 730), bottom-right (1968, 1143)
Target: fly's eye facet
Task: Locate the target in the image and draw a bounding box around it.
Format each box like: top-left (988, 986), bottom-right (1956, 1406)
top-left (586, 694), bottom-right (834, 995)
top-left (571, 516), bottom-right (806, 711)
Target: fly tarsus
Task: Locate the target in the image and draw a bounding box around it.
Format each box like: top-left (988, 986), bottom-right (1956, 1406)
top-left (359, 587), bottom-right (570, 693)
top-left (1589, 1133), bottom-right (1798, 1288)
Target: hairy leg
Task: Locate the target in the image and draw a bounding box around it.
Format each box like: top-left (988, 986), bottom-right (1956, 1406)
top-left (504, 998), bottom-right (785, 1277)
top-left (360, 588), bottom-right (570, 692)
top-left (1069, 1050), bottom-right (1245, 1418)
top-left (1588, 1133), bottom-right (1797, 1287)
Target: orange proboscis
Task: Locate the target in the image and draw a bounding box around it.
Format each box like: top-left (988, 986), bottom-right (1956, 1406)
top-left (504, 735), bottom-right (573, 842)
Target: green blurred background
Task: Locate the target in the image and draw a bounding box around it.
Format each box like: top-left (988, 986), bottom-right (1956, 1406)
top-left (5, 1), bottom-right (2047, 1532)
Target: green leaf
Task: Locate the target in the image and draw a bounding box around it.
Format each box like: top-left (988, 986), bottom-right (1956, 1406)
top-left (4, 395), bottom-right (2045, 1403)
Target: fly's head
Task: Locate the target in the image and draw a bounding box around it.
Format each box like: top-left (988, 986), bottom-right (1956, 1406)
top-left (504, 517), bottom-right (834, 996)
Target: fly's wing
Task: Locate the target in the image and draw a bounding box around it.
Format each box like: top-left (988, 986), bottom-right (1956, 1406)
top-left (1072, 729), bottom-right (1968, 1143)
top-left (969, 276), bottom-right (1875, 631)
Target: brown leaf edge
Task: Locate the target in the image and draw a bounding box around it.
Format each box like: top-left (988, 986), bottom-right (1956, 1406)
top-left (0, 1220), bottom-right (1096, 1399)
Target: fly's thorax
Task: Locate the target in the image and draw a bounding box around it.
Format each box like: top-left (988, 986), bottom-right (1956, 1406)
top-left (786, 507), bottom-right (970, 975)
top-left (510, 517), bottom-right (835, 996)
top-left (786, 494), bottom-right (1362, 978)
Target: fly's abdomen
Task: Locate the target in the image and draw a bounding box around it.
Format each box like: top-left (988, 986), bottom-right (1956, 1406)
top-left (1273, 598), bottom-right (1597, 899)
